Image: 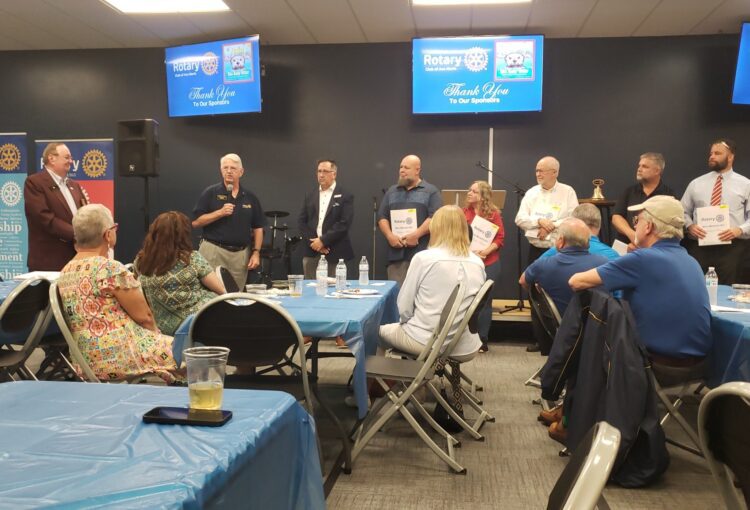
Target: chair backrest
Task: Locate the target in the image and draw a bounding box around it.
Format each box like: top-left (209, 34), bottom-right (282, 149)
top-left (188, 292), bottom-right (312, 413)
top-left (48, 282), bottom-right (101, 382)
top-left (547, 421), bottom-right (622, 510)
top-left (529, 283), bottom-right (562, 340)
top-left (0, 278), bottom-right (52, 366)
top-left (440, 279), bottom-right (494, 360)
top-left (698, 381), bottom-right (750, 509)
top-left (216, 266), bottom-right (240, 293)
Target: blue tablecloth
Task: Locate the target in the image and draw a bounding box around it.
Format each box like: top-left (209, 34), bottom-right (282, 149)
top-left (707, 285), bottom-right (750, 387)
top-left (174, 281), bottom-right (399, 419)
top-left (0, 381), bottom-right (324, 509)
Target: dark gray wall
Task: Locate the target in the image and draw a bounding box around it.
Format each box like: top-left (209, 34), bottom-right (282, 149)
top-left (1, 35), bottom-right (748, 297)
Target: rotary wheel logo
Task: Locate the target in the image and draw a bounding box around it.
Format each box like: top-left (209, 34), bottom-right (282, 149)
top-left (202, 52), bottom-right (219, 76)
top-left (1, 181), bottom-right (21, 207)
top-left (82, 149), bottom-right (107, 178)
top-left (464, 47), bottom-right (488, 72)
top-left (0, 143), bottom-right (21, 172)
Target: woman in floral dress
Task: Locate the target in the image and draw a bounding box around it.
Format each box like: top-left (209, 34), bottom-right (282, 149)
top-left (58, 204), bottom-right (179, 382)
top-left (135, 211), bottom-right (225, 335)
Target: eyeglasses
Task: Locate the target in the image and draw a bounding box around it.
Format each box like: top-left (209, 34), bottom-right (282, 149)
top-left (317, 169), bottom-right (334, 174)
top-left (105, 223), bottom-right (119, 233)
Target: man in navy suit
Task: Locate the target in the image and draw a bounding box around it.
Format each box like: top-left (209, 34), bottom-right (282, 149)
top-left (298, 159), bottom-right (354, 279)
top-left (24, 142), bottom-right (88, 271)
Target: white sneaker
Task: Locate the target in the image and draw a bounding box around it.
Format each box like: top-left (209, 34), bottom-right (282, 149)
top-left (344, 395), bottom-right (370, 408)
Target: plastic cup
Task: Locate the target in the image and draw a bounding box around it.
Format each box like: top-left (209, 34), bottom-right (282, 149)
top-left (184, 346), bottom-right (230, 410)
top-left (288, 274), bottom-right (304, 297)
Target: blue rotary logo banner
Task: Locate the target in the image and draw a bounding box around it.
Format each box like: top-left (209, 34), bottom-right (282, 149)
top-left (0, 133), bottom-right (28, 278)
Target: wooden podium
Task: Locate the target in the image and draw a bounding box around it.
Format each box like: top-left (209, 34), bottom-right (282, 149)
top-left (441, 189), bottom-right (507, 210)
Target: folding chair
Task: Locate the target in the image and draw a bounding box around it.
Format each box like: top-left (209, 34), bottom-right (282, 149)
top-left (527, 284), bottom-right (562, 412)
top-left (188, 293), bottom-right (346, 472)
top-left (216, 266), bottom-right (239, 293)
top-left (352, 283), bottom-right (467, 473)
top-left (698, 381), bottom-right (750, 509)
top-left (646, 358), bottom-right (706, 456)
top-left (428, 279), bottom-right (496, 440)
top-left (547, 421), bottom-right (621, 510)
top-left (48, 282), bottom-right (101, 382)
top-left (0, 278), bottom-right (52, 381)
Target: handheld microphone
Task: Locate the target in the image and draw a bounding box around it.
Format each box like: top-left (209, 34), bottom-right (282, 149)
top-left (226, 183), bottom-right (235, 213)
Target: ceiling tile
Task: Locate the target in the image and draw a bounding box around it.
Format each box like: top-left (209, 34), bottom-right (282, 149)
top-left (578, 0), bottom-right (661, 38)
top-left (286, 0), bottom-right (366, 44)
top-left (634, 0), bottom-right (727, 37)
top-left (412, 5), bottom-right (471, 34)
top-left (690, 0), bottom-right (750, 35)
top-left (528, 0), bottom-right (598, 38)
top-left (469, 4), bottom-right (532, 34)
top-left (227, 0), bottom-right (316, 45)
top-left (349, 0), bottom-right (415, 43)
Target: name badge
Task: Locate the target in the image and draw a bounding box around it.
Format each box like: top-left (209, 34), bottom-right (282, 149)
top-left (217, 194), bottom-right (228, 200)
top-left (334, 194), bottom-right (342, 198)
top-left (242, 204), bottom-right (253, 209)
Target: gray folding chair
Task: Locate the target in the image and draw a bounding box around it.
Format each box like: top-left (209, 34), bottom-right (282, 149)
top-left (215, 266), bottom-right (239, 293)
top-left (352, 283), bottom-right (467, 473)
top-left (547, 421), bottom-right (621, 510)
top-left (526, 283), bottom-right (561, 389)
top-left (0, 278), bottom-right (52, 381)
top-left (698, 381), bottom-right (750, 509)
top-left (428, 279), bottom-right (496, 440)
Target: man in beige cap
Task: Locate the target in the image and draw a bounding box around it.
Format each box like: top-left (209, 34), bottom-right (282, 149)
top-left (569, 195), bottom-right (711, 361)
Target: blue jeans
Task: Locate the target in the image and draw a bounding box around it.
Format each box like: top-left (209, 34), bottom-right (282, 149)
top-left (478, 260), bottom-right (502, 342)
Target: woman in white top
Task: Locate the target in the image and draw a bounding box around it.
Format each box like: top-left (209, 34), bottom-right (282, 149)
top-left (379, 205), bottom-right (486, 362)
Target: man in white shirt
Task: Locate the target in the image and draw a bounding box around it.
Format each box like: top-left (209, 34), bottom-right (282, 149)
top-left (681, 138), bottom-right (750, 284)
top-left (23, 142), bottom-right (88, 270)
top-left (298, 159), bottom-right (355, 278)
top-left (515, 156), bottom-right (579, 266)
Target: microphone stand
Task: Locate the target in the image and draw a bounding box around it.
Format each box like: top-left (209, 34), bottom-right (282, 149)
top-left (476, 161), bottom-right (528, 313)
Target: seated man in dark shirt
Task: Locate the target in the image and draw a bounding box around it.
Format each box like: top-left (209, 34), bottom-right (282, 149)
top-left (520, 218), bottom-right (609, 315)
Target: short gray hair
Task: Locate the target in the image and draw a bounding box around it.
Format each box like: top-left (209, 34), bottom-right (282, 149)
top-left (640, 209), bottom-right (684, 240)
top-left (572, 203), bottom-right (601, 230)
top-left (73, 204), bottom-right (113, 249)
top-left (640, 152), bottom-right (665, 171)
top-left (221, 153), bottom-right (242, 168)
top-left (559, 218), bottom-right (590, 249)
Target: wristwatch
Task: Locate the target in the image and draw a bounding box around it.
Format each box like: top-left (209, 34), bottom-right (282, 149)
top-left (251, 248), bottom-right (260, 253)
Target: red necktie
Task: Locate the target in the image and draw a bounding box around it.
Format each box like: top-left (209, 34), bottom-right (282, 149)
top-left (710, 175), bottom-right (722, 206)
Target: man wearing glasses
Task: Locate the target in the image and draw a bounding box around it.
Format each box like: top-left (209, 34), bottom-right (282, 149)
top-left (515, 156), bottom-right (579, 266)
top-left (569, 195), bottom-right (711, 361)
top-left (24, 142), bottom-right (89, 270)
top-left (298, 159), bottom-right (354, 279)
top-left (192, 153), bottom-right (266, 290)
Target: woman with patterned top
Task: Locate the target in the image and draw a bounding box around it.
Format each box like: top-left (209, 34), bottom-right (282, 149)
top-left (464, 181), bottom-right (505, 353)
top-left (58, 204), bottom-right (180, 382)
top-left (135, 211), bottom-right (225, 335)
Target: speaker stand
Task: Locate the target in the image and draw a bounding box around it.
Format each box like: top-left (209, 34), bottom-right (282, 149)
top-left (141, 176), bottom-right (152, 233)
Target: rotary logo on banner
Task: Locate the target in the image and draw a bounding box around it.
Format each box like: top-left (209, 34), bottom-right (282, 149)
top-left (35, 139), bottom-right (115, 216)
top-left (0, 133), bottom-right (28, 279)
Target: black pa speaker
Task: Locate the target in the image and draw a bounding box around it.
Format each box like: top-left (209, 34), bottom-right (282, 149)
top-left (117, 119), bottom-right (159, 177)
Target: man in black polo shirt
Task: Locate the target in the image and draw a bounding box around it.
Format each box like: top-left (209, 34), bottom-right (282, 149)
top-left (192, 153), bottom-right (266, 290)
top-left (612, 152), bottom-right (675, 250)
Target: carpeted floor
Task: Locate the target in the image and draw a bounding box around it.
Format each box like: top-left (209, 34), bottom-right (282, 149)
top-left (316, 339), bottom-right (723, 510)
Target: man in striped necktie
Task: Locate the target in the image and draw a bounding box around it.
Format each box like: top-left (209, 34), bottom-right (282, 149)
top-left (681, 139), bottom-right (750, 284)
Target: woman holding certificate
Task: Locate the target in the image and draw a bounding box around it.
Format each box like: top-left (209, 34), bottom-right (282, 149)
top-left (464, 181), bottom-right (505, 352)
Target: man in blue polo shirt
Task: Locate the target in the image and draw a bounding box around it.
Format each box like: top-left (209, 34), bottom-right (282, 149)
top-left (192, 153), bottom-right (266, 290)
top-left (378, 154), bottom-right (442, 286)
top-left (569, 195), bottom-right (711, 360)
top-left (520, 218), bottom-right (608, 315)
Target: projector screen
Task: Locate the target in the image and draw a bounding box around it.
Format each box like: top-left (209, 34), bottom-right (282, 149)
top-left (412, 35), bottom-right (544, 114)
top-left (732, 23), bottom-right (750, 105)
top-left (165, 35), bottom-right (261, 117)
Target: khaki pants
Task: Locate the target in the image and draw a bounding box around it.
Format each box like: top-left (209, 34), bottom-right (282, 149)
top-left (199, 241), bottom-right (249, 290)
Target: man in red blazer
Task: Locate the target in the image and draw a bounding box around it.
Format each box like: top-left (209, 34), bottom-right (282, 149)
top-left (24, 142), bottom-right (88, 271)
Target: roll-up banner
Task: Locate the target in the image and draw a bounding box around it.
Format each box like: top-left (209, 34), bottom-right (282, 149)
top-left (35, 139), bottom-right (115, 215)
top-left (0, 133), bottom-right (28, 278)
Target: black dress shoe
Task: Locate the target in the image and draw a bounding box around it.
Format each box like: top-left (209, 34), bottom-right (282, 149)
top-left (526, 343), bottom-right (540, 352)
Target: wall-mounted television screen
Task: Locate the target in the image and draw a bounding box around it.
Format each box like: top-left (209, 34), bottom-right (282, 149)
top-left (165, 35), bottom-right (261, 117)
top-left (732, 22), bottom-right (750, 105)
top-left (412, 35), bottom-right (543, 114)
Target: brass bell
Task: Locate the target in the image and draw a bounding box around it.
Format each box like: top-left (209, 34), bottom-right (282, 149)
top-left (591, 178), bottom-right (605, 200)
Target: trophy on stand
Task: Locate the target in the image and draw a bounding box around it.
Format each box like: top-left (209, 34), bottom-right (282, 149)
top-left (591, 178), bottom-right (606, 200)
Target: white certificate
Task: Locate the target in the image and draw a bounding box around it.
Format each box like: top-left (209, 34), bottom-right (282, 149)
top-left (470, 215), bottom-right (500, 252)
top-left (612, 239), bottom-right (628, 256)
top-left (390, 208), bottom-right (418, 237)
top-left (696, 205), bottom-right (731, 246)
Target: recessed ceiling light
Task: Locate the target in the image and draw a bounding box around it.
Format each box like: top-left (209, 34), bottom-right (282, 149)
top-left (412, 0), bottom-right (531, 5)
top-left (102, 0), bottom-right (230, 14)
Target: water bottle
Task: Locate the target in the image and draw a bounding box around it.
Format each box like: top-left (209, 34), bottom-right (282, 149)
top-left (705, 266), bottom-right (718, 306)
top-left (316, 255), bottom-right (328, 297)
top-left (359, 256), bottom-right (369, 285)
top-left (335, 259), bottom-right (347, 291)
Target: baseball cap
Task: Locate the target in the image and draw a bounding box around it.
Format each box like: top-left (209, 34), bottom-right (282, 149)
top-left (627, 195), bottom-right (685, 229)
